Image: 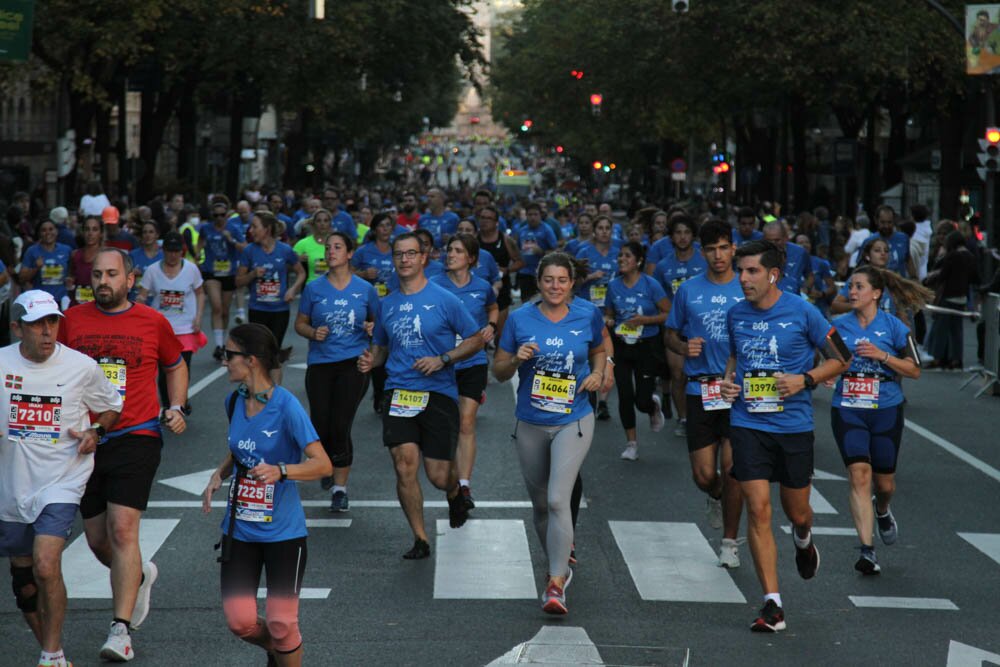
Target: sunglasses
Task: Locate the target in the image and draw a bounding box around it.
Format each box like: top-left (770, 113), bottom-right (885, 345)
top-left (223, 349), bottom-right (248, 361)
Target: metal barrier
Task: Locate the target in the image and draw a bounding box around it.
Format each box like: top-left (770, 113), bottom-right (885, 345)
top-left (959, 292), bottom-right (1000, 398)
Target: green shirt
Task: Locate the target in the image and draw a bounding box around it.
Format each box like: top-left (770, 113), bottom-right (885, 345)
top-left (293, 235), bottom-right (328, 283)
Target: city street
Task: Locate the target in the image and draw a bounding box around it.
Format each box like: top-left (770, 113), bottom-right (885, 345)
top-left (3, 318), bottom-right (999, 666)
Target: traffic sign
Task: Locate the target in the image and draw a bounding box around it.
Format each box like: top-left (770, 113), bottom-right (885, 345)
top-left (670, 158), bottom-right (687, 173)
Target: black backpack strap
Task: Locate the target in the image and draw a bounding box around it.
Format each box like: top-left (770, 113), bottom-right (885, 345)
top-left (216, 391), bottom-right (243, 563)
top-left (226, 391), bottom-right (238, 422)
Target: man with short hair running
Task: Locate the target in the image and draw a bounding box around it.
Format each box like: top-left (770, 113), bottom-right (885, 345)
top-left (718, 240), bottom-right (850, 633)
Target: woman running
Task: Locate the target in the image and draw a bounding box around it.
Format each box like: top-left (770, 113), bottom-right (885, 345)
top-left (563, 213), bottom-right (594, 257)
top-left (455, 218), bottom-right (502, 293)
top-left (494, 252), bottom-right (606, 615)
top-left (432, 233), bottom-right (498, 509)
top-left (18, 218), bottom-right (72, 307)
top-left (831, 237), bottom-right (895, 316)
top-left (129, 221), bottom-right (163, 302)
top-left (199, 201), bottom-right (247, 360)
top-left (294, 231), bottom-right (377, 512)
top-left (605, 241), bottom-right (669, 460)
top-left (292, 208), bottom-right (332, 284)
top-left (67, 215), bottom-right (103, 307)
top-left (829, 266), bottom-right (926, 574)
top-left (202, 323), bottom-right (332, 667)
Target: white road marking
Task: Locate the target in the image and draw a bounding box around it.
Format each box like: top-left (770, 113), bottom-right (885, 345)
top-left (149, 499), bottom-right (576, 509)
top-left (809, 486), bottom-right (837, 514)
top-left (257, 588), bottom-right (330, 599)
top-left (813, 468), bottom-right (847, 481)
top-left (188, 366), bottom-right (228, 398)
top-left (158, 468), bottom-right (215, 496)
top-left (305, 519), bottom-right (352, 528)
top-left (610, 521), bottom-right (745, 603)
top-left (287, 363), bottom-right (308, 370)
top-left (434, 519), bottom-right (536, 599)
top-left (780, 526), bottom-right (857, 537)
top-left (958, 532), bottom-right (1000, 567)
top-left (946, 640), bottom-right (1000, 667)
top-left (905, 419), bottom-right (1000, 484)
top-left (487, 626), bottom-right (605, 666)
top-left (64, 519), bottom-right (179, 598)
top-left (849, 596), bottom-right (958, 610)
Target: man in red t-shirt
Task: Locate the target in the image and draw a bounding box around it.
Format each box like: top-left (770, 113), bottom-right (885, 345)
top-left (58, 247), bottom-right (188, 662)
top-left (395, 191), bottom-right (421, 231)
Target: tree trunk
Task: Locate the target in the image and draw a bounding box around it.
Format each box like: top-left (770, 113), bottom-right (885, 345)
top-left (94, 105), bottom-right (111, 188)
top-left (789, 96), bottom-right (809, 213)
top-left (884, 98), bottom-right (907, 189)
top-left (137, 84), bottom-right (184, 203)
top-left (861, 108), bottom-right (879, 217)
top-left (67, 98), bottom-right (96, 202)
top-left (938, 93), bottom-right (965, 220)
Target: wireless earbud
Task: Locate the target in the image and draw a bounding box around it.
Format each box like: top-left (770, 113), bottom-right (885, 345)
top-left (769, 275), bottom-right (776, 284)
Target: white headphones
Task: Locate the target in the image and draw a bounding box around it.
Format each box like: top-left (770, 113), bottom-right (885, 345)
top-left (769, 275), bottom-right (776, 284)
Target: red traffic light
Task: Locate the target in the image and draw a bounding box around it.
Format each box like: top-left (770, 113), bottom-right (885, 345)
top-left (590, 93), bottom-right (603, 106)
top-left (987, 127), bottom-right (1000, 144)
top-left (592, 161), bottom-right (603, 170)
top-left (523, 119), bottom-right (533, 128)
top-left (713, 161), bottom-right (731, 174)
top-left (556, 145), bottom-right (564, 153)
top-left (570, 70), bottom-right (584, 80)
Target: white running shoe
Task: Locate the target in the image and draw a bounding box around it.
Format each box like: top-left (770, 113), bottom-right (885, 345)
top-left (235, 308), bottom-right (247, 324)
top-left (706, 496), bottom-right (723, 530)
top-left (620, 442), bottom-right (639, 461)
top-left (131, 561), bottom-right (158, 629)
top-left (100, 621), bottom-right (134, 662)
top-left (718, 538), bottom-right (741, 569)
top-left (649, 394), bottom-right (665, 433)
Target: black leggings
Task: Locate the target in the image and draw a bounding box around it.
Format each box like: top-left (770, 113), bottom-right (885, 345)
top-left (249, 309), bottom-right (291, 347)
top-left (371, 366), bottom-right (387, 410)
top-left (305, 358), bottom-right (369, 468)
top-left (612, 336), bottom-right (659, 430)
top-left (158, 350), bottom-right (193, 407)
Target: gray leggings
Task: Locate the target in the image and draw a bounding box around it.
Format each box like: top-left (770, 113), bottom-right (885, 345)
top-left (513, 413), bottom-right (595, 578)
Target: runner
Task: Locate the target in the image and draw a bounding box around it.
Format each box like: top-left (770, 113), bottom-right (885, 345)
top-left (664, 220), bottom-right (746, 567)
top-left (18, 219), bottom-right (73, 309)
top-left (563, 212), bottom-right (593, 257)
top-left (418, 187), bottom-right (459, 249)
top-left (831, 237), bottom-right (896, 316)
top-left (717, 239), bottom-right (850, 632)
top-left (513, 202), bottom-right (558, 302)
top-left (67, 216), bottom-right (104, 307)
top-left (129, 221), bottom-right (163, 303)
top-left (732, 207), bottom-right (763, 247)
top-left (0, 290), bottom-right (123, 667)
top-left (605, 241), bottom-right (669, 461)
top-left (357, 232), bottom-right (483, 559)
top-left (137, 232), bottom-right (205, 412)
top-left (59, 247), bottom-right (189, 660)
top-left (493, 252), bottom-right (606, 615)
top-left (454, 218), bottom-right (501, 292)
top-left (829, 266), bottom-right (922, 575)
top-left (352, 213), bottom-right (396, 414)
top-left (294, 232), bottom-right (377, 512)
top-left (477, 204), bottom-right (523, 339)
top-left (761, 220), bottom-right (813, 296)
top-left (199, 201), bottom-right (246, 360)
top-left (431, 233), bottom-right (498, 509)
top-left (201, 323), bottom-right (332, 667)
top-left (292, 207), bottom-right (331, 284)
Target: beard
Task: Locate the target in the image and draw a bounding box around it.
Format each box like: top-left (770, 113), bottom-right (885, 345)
top-left (95, 284), bottom-right (129, 309)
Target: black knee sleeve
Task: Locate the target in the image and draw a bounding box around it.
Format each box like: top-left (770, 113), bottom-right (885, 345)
top-left (10, 564), bottom-right (38, 613)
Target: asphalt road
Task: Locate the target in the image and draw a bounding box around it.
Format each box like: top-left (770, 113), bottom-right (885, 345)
top-left (4, 313), bottom-right (1000, 667)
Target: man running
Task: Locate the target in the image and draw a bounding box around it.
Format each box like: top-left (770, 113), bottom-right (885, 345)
top-left (58, 248), bottom-right (189, 661)
top-left (1, 291), bottom-right (123, 667)
top-left (718, 240), bottom-right (850, 633)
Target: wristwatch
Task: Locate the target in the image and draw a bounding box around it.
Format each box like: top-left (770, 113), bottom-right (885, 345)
top-left (278, 462), bottom-right (288, 482)
top-left (440, 353), bottom-right (452, 366)
top-left (92, 424), bottom-right (107, 439)
top-left (803, 372), bottom-right (817, 390)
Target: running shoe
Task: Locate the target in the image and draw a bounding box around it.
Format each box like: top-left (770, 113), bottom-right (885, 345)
top-left (873, 497), bottom-right (898, 545)
top-left (447, 488), bottom-right (469, 528)
top-left (673, 419), bottom-right (687, 437)
top-left (212, 346), bottom-right (224, 361)
top-left (329, 490), bottom-right (349, 513)
top-left (37, 657), bottom-right (72, 667)
top-left (235, 308), bottom-right (246, 324)
top-left (793, 534), bottom-right (820, 580)
top-left (620, 442), bottom-right (639, 461)
top-left (130, 561), bottom-right (157, 629)
top-left (596, 401), bottom-right (610, 421)
top-left (460, 485), bottom-right (475, 511)
top-left (402, 538), bottom-right (430, 560)
top-left (718, 538), bottom-right (741, 569)
top-left (541, 582), bottom-right (568, 615)
top-left (855, 546), bottom-right (881, 575)
top-left (750, 600), bottom-right (786, 632)
top-left (320, 476), bottom-right (335, 491)
top-left (649, 394), bottom-right (665, 433)
top-left (99, 621), bottom-right (134, 662)
top-left (706, 496), bottom-right (723, 530)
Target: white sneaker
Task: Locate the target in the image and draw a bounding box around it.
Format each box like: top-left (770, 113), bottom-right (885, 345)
top-left (649, 394), bottom-right (665, 433)
top-left (131, 561), bottom-right (157, 629)
top-left (100, 621), bottom-right (134, 662)
top-left (674, 419), bottom-right (687, 437)
top-left (235, 308), bottom-right (247, 324)
top-left (620, 442), bottom-right (639, 461)
top-left (718, 538), bottom-right (741, 569)
top-left (706, 496), bottom-right (723, 530)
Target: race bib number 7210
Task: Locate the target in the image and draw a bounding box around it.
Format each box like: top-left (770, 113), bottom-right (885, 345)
top-left (8, 393), bottom-right (62, 444)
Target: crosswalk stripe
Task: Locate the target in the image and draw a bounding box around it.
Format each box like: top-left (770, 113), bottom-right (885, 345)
top-left (849, 596), bottom-right (958, 610)
top-left (257, 588), bottom-right (330, 599)
top-left (64, 519), bottom-right (179, 598)
top-left (306, 519), bottom-right (352, 528)
top-left (809, 486), bottom-right (837, 514)
top-left (946, 640), bottom-right (1000, 667)
top-left (780, 526), bottom-right (857, 537)
top-left (434, 519), bottom-right (537, 599)
top-left (957, 532), bottom-right (1000, 566)
top-left (150, 499), bottom-right (586, 509)
top-left (609, 521), bottom-right (745, 603)
top-left (487, 627), bottom-right (605, 665)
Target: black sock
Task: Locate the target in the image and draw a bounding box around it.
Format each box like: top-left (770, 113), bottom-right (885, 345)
top-left (113, 617), bottom-right (131, 632)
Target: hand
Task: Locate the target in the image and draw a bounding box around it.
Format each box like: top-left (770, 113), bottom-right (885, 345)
top-left (255, 266), bottom-right (266, 278)
top-left (480, 325), bottom-right (495, 343)
top-left (823, 378), bottom-right (837, 388)
top-left (363, 321), bottom-right (375, 337)
top-left (686, 337), bottom-right (704, 358)
top-left (357, 349), bottom-right (373, 373)
top-left (774, 372), bottom-right (805, 398)
top-left (313, 325), bottom-right (330, 342)
top-left (624, 315), bottom-right (644, 327)
top-left (515, 342), bottom-right (539, 364)
top-left (601, 368), bottom-right (615, 392)
top-left (249, 463), bottom-right (280, 485)
top-left (855, 341), bottom-right (885, 361)
top-left (202, 472), bottom-right (222, 513)
top-left (719, 372), bottom-right (741, 402)
top-left (162, 409), bottom-right (187, 434)
top-left (579, 372), bottom-right (602, 392)
top-left (70, 426), bottom-right (100, 455)
top-left (413, 355), bottom-right (445, 375)
top-left (36, 257), bottom-right (44, 268)
top-left (191, 318), bottom-right (201, 334)
top-left (283, 288), bottom-right (296, 303)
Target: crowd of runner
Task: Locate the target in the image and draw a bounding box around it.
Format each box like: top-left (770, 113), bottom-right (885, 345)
top-left (0, 163), bottom-right (991, 664)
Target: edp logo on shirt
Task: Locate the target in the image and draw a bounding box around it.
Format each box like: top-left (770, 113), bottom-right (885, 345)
top-left (711, 295), bottom-right (728, 305)
top-left (752, 321), bottom-right (769, 332)
top-left (545, 337), bottom-right (564, 347)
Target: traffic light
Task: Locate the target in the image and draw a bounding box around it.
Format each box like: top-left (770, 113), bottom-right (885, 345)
top-left (592, 161), bottom-right (603, 170)
top-left (672, 0), bottom-right (688, 13)
top-left (520, 119), bottom-right (532, 132)
top-left (713, 161), bottom-right (730, 174)
top-left (590, 93), bottom-right (602, 116)
top-left (570, 70), bottom-right (584, 80)
top-left (978, 127), bottom-right (1000, 180)
top-left (555, 145), bottom-right (564, 153)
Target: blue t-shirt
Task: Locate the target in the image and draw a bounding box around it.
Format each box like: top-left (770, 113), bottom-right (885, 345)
top-left (831, 310), bottom-right (909, 409)
top-left (129, 247), bottom-right (164, 302)
top-left (499, 299), bottom-right (605, 426)
top-left (373, 280), bottom-right (479, 401)
top-left (351, 242), bottom-right (395, 294)
top-left (56, 225), bottom-right (77, 249)
top-left (298, 274), bottom-right (379, 364)
top-left (606, 273), bottom-right (667, 341)
top-left (23, 243), bottom-right (72, 301)
top-left (732, 229), bottom-right (763, 247)
top-left (386, 260), bottom-right (444, 293)
top-left (726, 292), bottom-right (833, 433)
top-left (863, 232), bottom-right (911, 277)
top-left (666, 274), bottom-right (745, 395)
top-left (222, 387), bottom-right (319, 542)
top-left (331, 210), bottom-right (357, 239)
top-left (199, 221), bottom-right (244, 276)
top-left (778, 242), bottom-right (812, 295)
top-left (652, 251), bottom-right (708, 299)
top-left (563, 238), bottom-right (590, 257)
top-left (646, 237), bottom-right (675, 267)
top-left (837, 280), bottom-right (896, 315)
top-left (575, 242), bottom-right (620, 302)
top-left (431, 273), bottom-right (497, 369)
top-left (808, 256), bottom-right (834, 315)
top-left (239, 242), bottom-right (300, 312)
top-left (418, 211), bottom-right (460, 248)
top-left (472, 249), bottom-right (501, 286)
top-left (514, 223), bottom-right (558, 276)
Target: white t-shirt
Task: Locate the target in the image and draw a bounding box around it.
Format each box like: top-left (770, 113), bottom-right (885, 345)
top-left (0, 343), bottom-right (122, 523)
top-left (140, 259), bottom-right (203, 334)
top-left (79, 193), bottom-right (111, 217)
top-left (913, 219), bottom-right (933, 281)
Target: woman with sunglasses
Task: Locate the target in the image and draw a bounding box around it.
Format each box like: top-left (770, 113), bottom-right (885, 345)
top-left (202, 323), bottom-right (332, 667)
top-left (199, 202), bottom-right (247, 360)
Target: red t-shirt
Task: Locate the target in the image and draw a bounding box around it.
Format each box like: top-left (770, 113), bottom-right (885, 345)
top-left (396, 212), bottom-right (420, 231)
top-left (58, 302), bottom-right (183, 436)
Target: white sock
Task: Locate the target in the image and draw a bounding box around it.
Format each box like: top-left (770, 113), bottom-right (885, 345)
top-left (792, 528), bottom-right (812, 549)
top-left (459, 479), bottom-right (470, 488)
top-left (332, 485), bottom-right (347, 495)
top-left (764, 593), bottom-right (783, 607)
top-left (214, 329), bottom-right (224, 347)
top-left (40, 649), bottom-right (65, 665)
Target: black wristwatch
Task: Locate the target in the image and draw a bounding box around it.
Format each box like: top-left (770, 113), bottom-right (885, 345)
top-left (440, 353), bottom-right (452, 366)
top-left (92, 424), bottom-right (107, 439)
top-left (278, 462), bottom-right (288, 482)
top-left (803, 372), bottom-right (817, 390)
